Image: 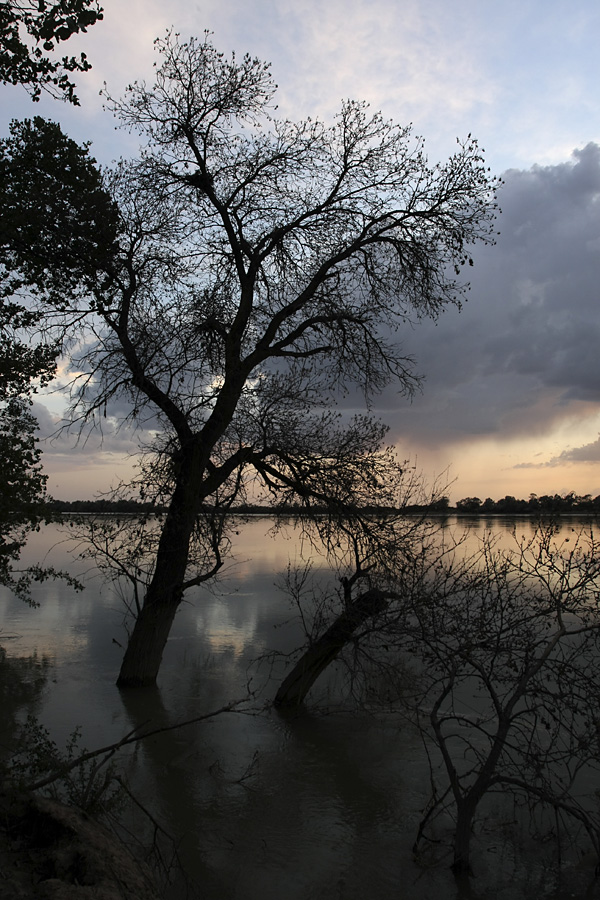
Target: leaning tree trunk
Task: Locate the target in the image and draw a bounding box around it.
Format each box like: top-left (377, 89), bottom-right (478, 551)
top-left (116, 375), bottom-right (250, 688)
top-left (116, 586), bottom-right (185, 688)
top-left (116, 447), bottom-right (204, 688)
top-left (273, 588), bottom-right (390, 708)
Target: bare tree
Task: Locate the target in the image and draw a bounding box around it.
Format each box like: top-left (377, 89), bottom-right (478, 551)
top-left (0, 33), bottom-right (498, 686)
top-left (276, 521), bottom-right (600, 876)
top-left (409, 524), bottom-right (600, 874)
top-left (272, 461), bottom-right (446, 707)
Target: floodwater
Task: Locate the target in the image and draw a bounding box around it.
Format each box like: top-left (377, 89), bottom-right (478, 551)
top-left (1, 516), bottom-right (599, 899)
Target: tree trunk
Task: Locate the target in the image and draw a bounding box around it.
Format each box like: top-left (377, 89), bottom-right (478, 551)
top-left (116, 376), bottom-right (250, 688)
top-left (273, 588), bottom-right (389, 708)
top-left (452, 797), bottom-right (477, 874)
top-left (117, 443), bottom-right (205, 688)
top-left (450, 724), bottom-right (511, 873)
top-left (117, 597), bottom-right (181, 688)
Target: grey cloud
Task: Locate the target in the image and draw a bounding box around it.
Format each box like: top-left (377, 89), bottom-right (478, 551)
top-left (379, 143), bottom-right (600, 453)
top-left (543, 434), bottom-right (600, 466)
top-left (513, 434), bottom-right (600, 469)
top-left (31, 400), bottom-right (150, 469)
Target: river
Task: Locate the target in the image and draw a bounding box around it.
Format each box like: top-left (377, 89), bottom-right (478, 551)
top-left (1, 515), bottom-right (598, 899)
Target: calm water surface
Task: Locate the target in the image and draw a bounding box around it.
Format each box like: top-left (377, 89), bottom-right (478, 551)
top-left (1, 516), bottom-right (598, 899)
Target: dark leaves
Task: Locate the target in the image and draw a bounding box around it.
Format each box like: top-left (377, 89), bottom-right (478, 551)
top-left (0, 0), bottom-right (103, 104)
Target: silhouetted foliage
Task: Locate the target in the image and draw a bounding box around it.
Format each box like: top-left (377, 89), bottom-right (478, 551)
top-left (0, 274), bottom-right (63, 600)
top-left (0, 0), bottom-right (103, 104)
top-left (0, 116), bottom-right (111, 599)
top-left (455, 496), bottom-right (481, 512)
top-left (0, 398), bottom-right (47, 598)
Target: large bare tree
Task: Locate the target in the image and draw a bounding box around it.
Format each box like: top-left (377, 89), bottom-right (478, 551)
top-left (0, 33), bottom-right (498, 686)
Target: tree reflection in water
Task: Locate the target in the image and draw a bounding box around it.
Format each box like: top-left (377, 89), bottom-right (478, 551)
top-left (1, 518), bottom-right (598, 899)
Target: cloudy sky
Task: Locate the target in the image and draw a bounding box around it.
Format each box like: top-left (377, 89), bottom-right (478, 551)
top-left (2, 0), bottom-right (600, 502)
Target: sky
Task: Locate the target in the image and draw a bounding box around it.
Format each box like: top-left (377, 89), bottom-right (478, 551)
top-left (2, 0), bottom-right (600, 502)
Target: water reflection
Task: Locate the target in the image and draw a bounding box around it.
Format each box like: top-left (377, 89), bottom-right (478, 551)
top-left (1, 517), bottom-right (598, 899)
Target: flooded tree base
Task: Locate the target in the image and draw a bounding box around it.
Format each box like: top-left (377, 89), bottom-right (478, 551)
top-left (274, 588), bottom-right (390, 707)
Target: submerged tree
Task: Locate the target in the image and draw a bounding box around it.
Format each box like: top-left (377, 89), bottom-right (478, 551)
top-left (0, 33), bottom-right (498, 686)
top-left (272, 460), bottom-right (446, 708)
top-left (411, 525), bottom-right (600, 874)
top-left (277, 522), bottom-right (600, 875)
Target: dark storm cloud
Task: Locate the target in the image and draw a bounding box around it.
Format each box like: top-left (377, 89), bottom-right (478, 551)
top-left (382, 143), bottom-right (600, 449)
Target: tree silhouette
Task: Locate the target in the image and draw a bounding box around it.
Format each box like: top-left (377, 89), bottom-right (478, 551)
top-left (0, 0), bottom-right (103, 104)
top-left (276, 523), bottom-right (600, 875)
top-left (0, 33), bottom-right (499, 686)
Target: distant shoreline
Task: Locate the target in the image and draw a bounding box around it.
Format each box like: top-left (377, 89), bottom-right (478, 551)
top-left (46, 498), bottom-right (600, 518)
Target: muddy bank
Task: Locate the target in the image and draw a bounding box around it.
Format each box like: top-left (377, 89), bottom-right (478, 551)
top-left (0, 788), bottom-right (161, 900)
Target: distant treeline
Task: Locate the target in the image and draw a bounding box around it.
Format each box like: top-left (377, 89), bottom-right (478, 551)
top-left (47, 492), bottom-right (600, 517)
top-left (453, 493), bottom-right (600, 514)
top-left (47, 498), bottom-right (163, 514)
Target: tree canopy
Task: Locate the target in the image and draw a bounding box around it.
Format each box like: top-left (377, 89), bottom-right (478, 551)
top-left (0, 119), bottom-right (90, 598)
top-left (0, 0), bottom-right (102, 596)
top-left (0, 33), bottom-right (499, 685)
top-left (0, 297), bottom-right (64, 601)
top-left (0, 0), bottom-right (103, 104)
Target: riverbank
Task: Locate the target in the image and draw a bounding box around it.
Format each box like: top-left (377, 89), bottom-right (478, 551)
top-left (0, 784), bottom-right (162, 899)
